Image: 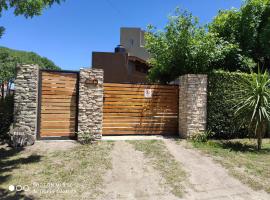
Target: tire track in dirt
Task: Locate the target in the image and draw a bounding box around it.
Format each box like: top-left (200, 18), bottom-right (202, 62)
top-left (99, 141), bottom-right (179, 200)
top-left (164, 139), bottom-right (270, 200)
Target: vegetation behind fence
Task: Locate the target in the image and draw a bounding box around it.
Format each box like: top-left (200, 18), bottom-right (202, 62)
top-left (0, 95), bottom-right (14, 141)
top-left (207, 71), bottom-right (251, 139)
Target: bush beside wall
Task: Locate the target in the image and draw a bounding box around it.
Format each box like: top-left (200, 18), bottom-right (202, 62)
top-left (0, 95), bottom-right (14, 142)
top-left (207, 71), bottom-right (251, 139)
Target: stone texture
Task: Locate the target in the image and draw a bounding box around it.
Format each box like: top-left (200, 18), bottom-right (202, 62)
top-left (13, 64), bottom-right (39, 137)
top-left (178, 74), bottom-right (207, 138)
top-left (9, 126), bottom-right (35, 147)
top-left (78, 68), bottom-right (103, 139)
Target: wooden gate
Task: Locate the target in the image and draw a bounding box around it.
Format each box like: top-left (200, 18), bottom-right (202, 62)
top-left (103, 83), bottom-right (179, 135)
top-left (37, 70), bottom-right (79, 139)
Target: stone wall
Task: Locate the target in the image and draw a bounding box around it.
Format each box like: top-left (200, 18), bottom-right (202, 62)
top-left (78, 68), bottom-right (104, 139)
top-left (179, 74), bottom-right (208, 138)
top-left (13, 64), bottom-right (39, 136)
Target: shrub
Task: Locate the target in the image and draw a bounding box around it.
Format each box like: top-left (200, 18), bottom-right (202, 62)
top-left (77, 131), bottom-right (96, 144)
top-left (207, 71), bottom-right (251, 139)
top-left (189, 130), bottom-right (214, 143)
top-left (233, 69), bottom-right (270, 150)
top-left (0, 95), bottom-right (14, 142)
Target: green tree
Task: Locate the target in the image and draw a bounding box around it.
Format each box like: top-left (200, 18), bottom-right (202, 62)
top-left (233, 69), bottom-right (270, 150)
top-left (145, 9), bottom-right (250, 83)
top-left (0, 50), bottom-right (15, 99)
top-left (209, 9), bottom-right (240, 42)
top-left (0, 46), bottom-right (60, 98)
top-left (0, 0), bottom-right (64, 37)
top-left (210, 0), bottom-right (270, 68)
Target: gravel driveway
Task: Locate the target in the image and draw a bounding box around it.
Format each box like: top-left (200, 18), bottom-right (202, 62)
top-left (164, 139), bottom-right (270, 200)
top-left (99, 139), bottom-right (270, 200)
top-left (100, 141), bottom-right (178, 200)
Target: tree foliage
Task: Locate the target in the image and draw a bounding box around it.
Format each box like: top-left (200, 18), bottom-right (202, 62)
top-left (0, 0), bottom-right (64, 38)
top-left (145, 9), bottom-right (251, 83)
top-left (0, 46), bottom-right (60, 98)
top-left (210, 0), bottom-right (270, 68)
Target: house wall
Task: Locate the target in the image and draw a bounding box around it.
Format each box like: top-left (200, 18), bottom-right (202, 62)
top-left (92, 52), bottom-right (148, 83)
top-left (120, 27), bottom-right (150, 61)
top-left (127, 62), bottom-right (148, 83)
top-left (92, 52), bottom-right (129, 83)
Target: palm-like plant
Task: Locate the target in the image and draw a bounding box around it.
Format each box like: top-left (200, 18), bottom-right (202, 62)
top-left (234, 69), bottom-right (270, 150)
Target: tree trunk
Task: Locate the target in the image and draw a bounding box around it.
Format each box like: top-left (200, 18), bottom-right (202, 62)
top-left (256, 123), bottom-right (266, 151)
top-left (257, 135), bottom-right (262, 151)
top-left (6, 82), bottom-right (9, 96)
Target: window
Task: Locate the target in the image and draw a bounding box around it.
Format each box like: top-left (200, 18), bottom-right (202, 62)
top-left (135, 65), bottom-right (148, 74)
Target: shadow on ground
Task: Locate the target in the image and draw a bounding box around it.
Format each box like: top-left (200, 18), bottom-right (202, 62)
top-left (217, 140), bottom-right (270, 154)
top-left (0, 146), bottom-right (41, 200)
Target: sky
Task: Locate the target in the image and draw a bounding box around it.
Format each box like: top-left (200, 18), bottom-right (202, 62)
top-left (0, 0), bottom-right (243, 71)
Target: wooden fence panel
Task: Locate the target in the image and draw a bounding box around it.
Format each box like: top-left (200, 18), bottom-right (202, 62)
top-left (103, 83), bottom-right (179, 135)
top-left (38, 71), bottom-right (78, 138)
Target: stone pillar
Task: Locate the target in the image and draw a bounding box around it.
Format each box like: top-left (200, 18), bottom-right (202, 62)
top-left (13, 64), bottom-right (39, 137)
top-left (178, 74), bottom-right (207, 138)
top-left (78, 68), bottom-right (104, 139)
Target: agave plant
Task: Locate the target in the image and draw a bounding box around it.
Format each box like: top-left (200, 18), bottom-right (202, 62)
top-left (234, 69), bottom-right (270, 150)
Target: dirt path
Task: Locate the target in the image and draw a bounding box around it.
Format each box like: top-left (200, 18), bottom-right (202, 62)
top-left (99, 141), bottom-right (178, 200)
top-left (164, 139), bottom-right (270, 200)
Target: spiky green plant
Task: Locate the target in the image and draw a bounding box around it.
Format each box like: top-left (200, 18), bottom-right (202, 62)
top-left (234, 69), bottom-right (270, 150)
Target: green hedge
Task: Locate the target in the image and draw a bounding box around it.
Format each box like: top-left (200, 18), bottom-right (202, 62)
top-left (207, 71), bottom-right (251, 139)
top-left (0, 95), bottom-right (14, 142)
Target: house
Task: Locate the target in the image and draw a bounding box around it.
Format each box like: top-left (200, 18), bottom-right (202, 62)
top-left (92, 27), bottom-right (150, 83)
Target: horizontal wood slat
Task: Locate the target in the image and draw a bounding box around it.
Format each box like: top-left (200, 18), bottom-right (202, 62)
top-left (103, 108), bottom-right (178, 113)
top-left (102, 131), bottom-right (176, 135)
top-left (42, 78), bottom-right (77, 83)
top-left (103, 119), bottom-right (178, 123)
top-left (104, 83), bottom-right (178, 89)
top-left (103, 124), bottom-right (177, 128)
top-left (41, 118), bottom-right (76, 122)
top-left (103, 99), bottom-right (177, 104)
top-left (103, 83), bottom-right (179, 135)
top-left (42, 91), bottom-right (77, 95)
top-left (39, 71), bottom-right (78, 138)
top-left (42, 87), bottom-right (76, 92)
top-left (104, 95), bottom-right (177, 100)
top-left (104, 113), bottom-right (177, 117)
top-left (42, 95), bottom-right (76, 103)
top-left (41, 114), bottom-right (76, 118)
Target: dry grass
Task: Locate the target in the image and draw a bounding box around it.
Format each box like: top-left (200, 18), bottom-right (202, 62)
top-left (129, 140), bottom-right (187, 198)
top-left (190, 139), bottom-right (270, 193)
top-left (0, 141), bottom-right (114, 200)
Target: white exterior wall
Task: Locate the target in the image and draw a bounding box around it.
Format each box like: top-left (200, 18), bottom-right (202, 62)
top-left (120, 27), bottom-right (150, 61)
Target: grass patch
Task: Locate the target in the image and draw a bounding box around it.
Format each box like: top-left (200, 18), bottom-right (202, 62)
top-left (190, 139), bottom-right (270, 193)
top-left (129, 140), bottom-right (187, 198)
top-left (0, 141), bottom-right (114, 199)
